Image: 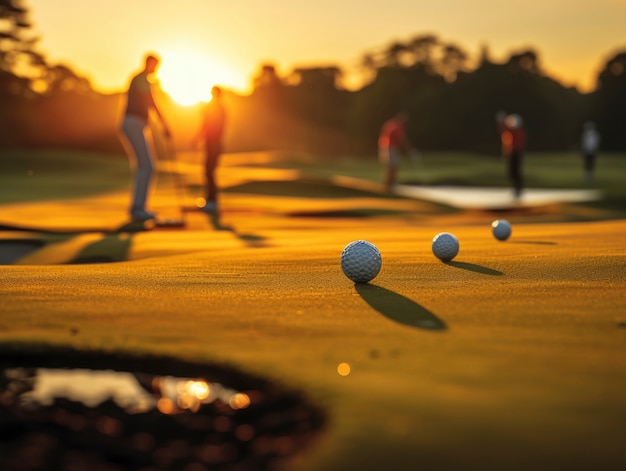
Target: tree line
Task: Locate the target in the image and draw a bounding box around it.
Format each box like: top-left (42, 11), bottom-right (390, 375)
top-left (1, 1), bottom-right (625, 155)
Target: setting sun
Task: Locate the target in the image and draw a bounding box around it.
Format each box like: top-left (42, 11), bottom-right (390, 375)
top-left (157, 49), bottom-right (237, 105)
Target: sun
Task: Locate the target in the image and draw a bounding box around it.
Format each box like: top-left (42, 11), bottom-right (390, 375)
top-left (157, 50), bottom-right (218, 105)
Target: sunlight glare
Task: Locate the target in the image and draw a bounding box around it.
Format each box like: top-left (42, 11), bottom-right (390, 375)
top-left (158, 50), bottom-right (216, 105)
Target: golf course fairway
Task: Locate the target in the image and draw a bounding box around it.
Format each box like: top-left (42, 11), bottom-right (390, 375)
top-left (1, 150), bottom-right (625, 471)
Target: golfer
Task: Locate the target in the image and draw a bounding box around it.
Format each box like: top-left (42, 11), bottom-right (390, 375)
top-left (500, 113), bottom-right (526, 199)
top-left (119, 53), bottom-right (171, 222)
top-left (195, 85), bottom-right (227, 213)
top-left (580, 121), bottom-right (600, 182)
top-left (378, 112), bottom-right (417, 192)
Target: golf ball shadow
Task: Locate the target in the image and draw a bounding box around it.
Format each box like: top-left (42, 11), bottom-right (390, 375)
top-left (445, 261), bottom-right (504, 276)
top-left (355, 284), bottom-right (446, 331)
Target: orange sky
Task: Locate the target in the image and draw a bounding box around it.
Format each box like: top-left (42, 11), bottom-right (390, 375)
top-left (28, 0), bottom-right (626, 102)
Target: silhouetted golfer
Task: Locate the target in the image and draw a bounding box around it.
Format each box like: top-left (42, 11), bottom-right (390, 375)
top-left (196, 86), bottom-right (226, 213)
top-left (580, 121), bottom-right (600, 182)
top-left (378, 112), bottom-right (418, 192)
top-left (500, 113), bottom-right (526, 199)
top-left (120, 53), bottom-right (171, 222)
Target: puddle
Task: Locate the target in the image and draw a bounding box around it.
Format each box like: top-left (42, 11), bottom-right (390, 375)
top-left (0, 348), bottom-right (325, 471)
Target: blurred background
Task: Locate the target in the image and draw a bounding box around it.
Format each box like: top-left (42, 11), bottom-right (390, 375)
top-left (1, 0), bottom-right (625, 156)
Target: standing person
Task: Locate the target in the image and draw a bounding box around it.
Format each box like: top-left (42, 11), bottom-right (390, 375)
top-left (378, 112), bottom-right (418, 192)
top-left (500, 113), bottom-right (526, 199)
top-left (196, 86), bottom-right (227, 213)
top-left (580, 121), bottom-right (600, 182)
top-left (119, 53), bottom-right (171, 222)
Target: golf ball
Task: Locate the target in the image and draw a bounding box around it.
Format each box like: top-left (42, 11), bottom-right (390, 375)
top-left (432, 232), bottom-right (459, 261)
top-left (341, 240), bottom-right (382, 283)
top-left (492, 219), bottom-right (512, 241)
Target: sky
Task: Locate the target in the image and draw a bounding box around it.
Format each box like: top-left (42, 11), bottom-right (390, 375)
top-left (28, 0), bottom-right (626, 103)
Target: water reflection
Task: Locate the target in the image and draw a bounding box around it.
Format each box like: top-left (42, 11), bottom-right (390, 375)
top-left (7, 368), bottom-right (249, 416)
top-left (0, 354), bottom-right (324, 471)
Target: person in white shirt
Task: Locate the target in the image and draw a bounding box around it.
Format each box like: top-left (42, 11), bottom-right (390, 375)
top-left (580, 121), bottom-right (600, 182)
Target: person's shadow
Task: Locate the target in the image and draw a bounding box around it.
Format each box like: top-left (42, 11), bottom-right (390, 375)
top-left (205, 213), bottom-right (267, 247)
top-left (69, 233), bottom-right (134, 264)
top-left (355, 284), bottom-right (447, 331)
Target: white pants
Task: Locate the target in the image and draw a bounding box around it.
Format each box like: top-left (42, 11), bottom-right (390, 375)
top-left (120, 115), bottom-right (154, 212)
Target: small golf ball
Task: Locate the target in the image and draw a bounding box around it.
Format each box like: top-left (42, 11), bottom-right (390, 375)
top-left (492, 219), bottom-right (512, 241)
top-left (341, 240), bottom-right (382, 283)
top-left (432, 232), bottom-right (459, 261)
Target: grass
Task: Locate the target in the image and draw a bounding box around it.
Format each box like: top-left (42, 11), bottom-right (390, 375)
top-left (0, 149), bottom-right (625, 471)
top-left (0, 149), bottom-right (130, 204)
top-left (260, 150), bottom-right (626, 189)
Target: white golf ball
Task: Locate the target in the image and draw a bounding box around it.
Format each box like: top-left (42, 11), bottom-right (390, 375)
top-left (432, 232), bottom-right (459, 261)
top-left (341, 240), bottom-right (382, 283)
top-left (492, 219), bottom-right (512, 241)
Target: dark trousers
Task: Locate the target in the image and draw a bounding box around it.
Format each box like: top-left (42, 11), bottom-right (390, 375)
top-left (584, 153), bottom-right (596, 173)
top-left (507, 151), bottom-right (523, 197)
top-left (204, 140), bottom-right (222, 202)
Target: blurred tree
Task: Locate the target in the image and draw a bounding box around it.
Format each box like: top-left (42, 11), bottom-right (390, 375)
top-left (250, 62), bottom-right (287, 111)
top-left (39, 63), bottom-right (93, 95)
top-left (506, 49), bottom-right (542, 75)
top-left (591, 50), bottom-right (626, 151)
top-left (407, 34), bottom-right (439, 71)
top-left (0, 0), bottom-right (44, 89)
top-left (252, 63), bottom-right (284, 90)
top-left (437, 43), bottom-right (469, 82)
top-left (290, 66), bottom-right (342, 89)
top-left (383, 41), bottom-right (411, 67)
top-left (286, 66), bottom-right (350, 130)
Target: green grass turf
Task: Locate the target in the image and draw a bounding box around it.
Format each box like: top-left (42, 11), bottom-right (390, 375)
top-left (1, 149), bottom-right (625, 470)
top-left (0, 149), bottom-right (130, 204)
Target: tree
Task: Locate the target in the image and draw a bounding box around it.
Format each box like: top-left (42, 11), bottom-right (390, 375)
top-left (506, 49), bottom-right (542, 75)
top-left (383, 41), bottom-right (411, 68)
top-left (592, 50), bottom-right (626, 150)
top-left (407, 34), bottom-right (439, 70)
top-left (289, 66), bottom-right (343, 90)
top-left (39, 63), bottom-right (93, 95)
top-left (252, 63), bottom-right (284, 90)
top-left (0, 0), bottom-right (43, 83)
top-left (437, 43), bottom-right (469, 82)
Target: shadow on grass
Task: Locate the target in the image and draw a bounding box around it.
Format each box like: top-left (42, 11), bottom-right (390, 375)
top-left (288, 208), bottom-right (407, 218)
top-left (0, 231), bottom-right (135, 265)
top-left (0, 240), bottom-right (45, 264)
top-left (70, 233), bottom-right (134, 264)
top-left (510, 240), bottom-right (557, 246)
top-left (445, 261), bottom-right (504, 275)
top-left (355, 284), bottom-right (446, 331)
top-left (204, 213), bottom-right (267, 247)
top-left (223, 178), bottom-right (392, 199)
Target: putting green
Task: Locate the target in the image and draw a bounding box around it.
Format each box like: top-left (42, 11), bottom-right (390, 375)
top-left (1, 151), bottom-right (625, 470)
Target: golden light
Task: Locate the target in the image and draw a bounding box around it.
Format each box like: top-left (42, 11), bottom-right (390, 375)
top-left (185, 380), bottom-right (210, 400)
top-left (157, 397), bottom-right (177, 415)
top-left (337, 362), bottom-right (351, 376)
top-left (157, 48), bottom-right (244, 105)
top-left (229, 393), bottom-right (251, 410)
top-left (157, 50), bottom-right (213, 105)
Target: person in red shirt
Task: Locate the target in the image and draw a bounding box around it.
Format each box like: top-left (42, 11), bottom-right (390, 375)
top-left (500, 113), bottom-right (526, 199)
top-left (378, 112), bottom-right (418, 192)
top-left (195, 86), bottom-right (227, 213)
